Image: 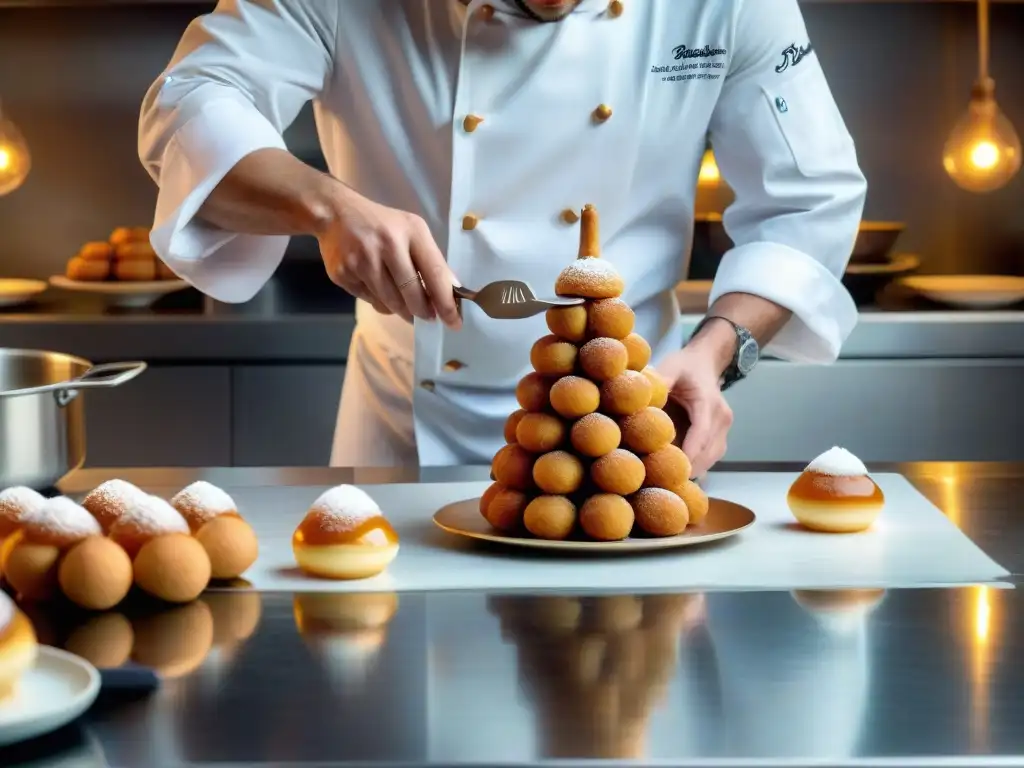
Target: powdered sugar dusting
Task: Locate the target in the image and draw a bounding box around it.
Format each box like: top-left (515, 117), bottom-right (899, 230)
top-left (806, 446), bottom-right (868, 477)
top-left (116, 495), bottom-right (190, 535)
top-left (0, 486), bottom-right (46, 522)
top-left (556, 258), bottom-right (622, 295)
top-left (84, 479), bottom-right (147, 514)
top-left (24, 496), bottom-right (102, 543)
top-left (308, 485), bottom-right (382, 532)
top-left (581, 337), bottom-right (624, 356)
top-left (171, 481), bottom-right (236, 525)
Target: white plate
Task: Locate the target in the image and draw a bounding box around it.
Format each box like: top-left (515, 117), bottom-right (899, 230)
top-left (49, 275), bottom-right (189, 308)
top-left (0, 279), bottom-right (47, 308)
top-left (0, 646), bottom-right (100, 747)
top-left (898, 275), bottom-right (1024, 309)
top-left (675, 280), bottom-right (714, 313)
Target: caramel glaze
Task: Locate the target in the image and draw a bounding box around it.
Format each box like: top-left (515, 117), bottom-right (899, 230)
top-left (788, 471), bottom-right (885, 505)
top-left (293, 513), bottom-right (399, 548)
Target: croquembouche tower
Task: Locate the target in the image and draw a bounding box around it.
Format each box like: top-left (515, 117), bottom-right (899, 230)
top-left (481, 205), bottom-right (711, 542)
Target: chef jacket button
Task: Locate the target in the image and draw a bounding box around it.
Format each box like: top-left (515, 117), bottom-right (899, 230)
top-left (462, 214), bottom-right (480, 231)
top-left (420, 379), bottom-right (436, 393)
top-left (477, 4), bottom-right (495, 21)
top-left (592, 104), bottom-right (613, 123)
top-left (560, 208), bottom-right (580, 224)
top-left (607, 0), bottom-right (624, 17)
top-left (463, 114), bottom-right (484, 133)
top-left (443, 360), bottom-right (466, 373)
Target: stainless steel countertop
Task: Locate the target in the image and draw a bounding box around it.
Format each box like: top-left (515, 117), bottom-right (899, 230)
top-left (3, 462), bottom-right (1022, 767)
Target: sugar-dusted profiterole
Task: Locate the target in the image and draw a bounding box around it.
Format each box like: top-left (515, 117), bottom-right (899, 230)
top-left (786, 447), bottom-right (886, 533)
top-left (485, 204), bottom-right (710, 543)
top-left (0, 590), bottom-right (37, 701)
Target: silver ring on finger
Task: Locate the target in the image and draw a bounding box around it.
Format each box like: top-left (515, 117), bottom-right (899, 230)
top-left (397, 272), bottom-right (423, 291)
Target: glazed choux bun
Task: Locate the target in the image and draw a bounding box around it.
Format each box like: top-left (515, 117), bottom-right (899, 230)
top-left (78, 241), bottom-right (115, 261)
top-left (579, 338), bottom-right (628, 381)
top-left (479, 482), bottom-right (504, 519)
top-left (114, 240), bottom-right (157, 261)
top-left (492, 443), bottom-right (536, 490)
top-left (134, 533), bottom-right (212, 603)
top-left (0, 487), bottom-right (46, 539)
top-left (131, 600), bottom-right (214, 678)
top-left (109, 226), bottom-right (150, 246)
top-left (109, 495), bottom-right (190, 559)
top-left (546, 304), bottom-right (588, 343)
top-left (570, 413), bottom-right (621, 458)
top-left (82, 478), bottom-right (148, 533)
top-left (621, 333), bottom-right (652, 371)
top-left (292, 486), bottom-right (399, 580)
top-left (484, 487), bottom-right (530, 532)
top-left (674, 480), bottom-right (709, 526)
top-left (533, 450), bottom-right (585, 495)
top-left (0, 591), bottom-right (38, 701)
top-left (524, 495), bottom-right (577, 540)
top-left (586, 298), bottom-right (635, 339)
top-left (516, 412), bottom-right (566, 453)
top-left (641, 367), bottom-right (670, 409)
top-left (114, 259), bottom-right (157, 282)
top-left (64, 612), bottom-right (134, 669)
top-left (516, 372), bottom-right (555, 412)
top-left (579, 494), bottom-right (634, 541)
top-left (600, 370), bottom-right (653, 416)
top-left (631, 488), bottom-right (689, 537)
top-left (58, 536), bottom-right (134, 610)
top-left (530, 335), bottom-right (578, 376)
top-left (504, 409), bottom-right (527, 443)
top-left (591, 449), bottom-right (646, 496)
top-left (620, 407), bottom-right (676, 454)
top-left (170, 480), bottom-right (239, 533)
top-left (787, 447), bottom-right (885, 533)
top-left (555, 258), bottom-right (624, 300)
top-left (549, 375), bottom-right (600, 419)
top-left (195, 515), bottom-right (260, 580)
top-left (641, 444), bottom-right (692, 490)
top-left (66, 256), bottom-right (110, 281)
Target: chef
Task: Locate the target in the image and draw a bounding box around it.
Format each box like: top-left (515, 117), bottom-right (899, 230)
top-left (139, 0), bottom-right (866, 470)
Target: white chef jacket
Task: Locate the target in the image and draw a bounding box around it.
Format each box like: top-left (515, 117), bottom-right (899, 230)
top-left (139, 0), bottom-right (866, 467)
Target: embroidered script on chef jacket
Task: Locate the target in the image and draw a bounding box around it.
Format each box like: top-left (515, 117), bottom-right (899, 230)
top-left (775, 41), bottom-right (815, 73)
top-left (650, 43), bottom-right (729, 83)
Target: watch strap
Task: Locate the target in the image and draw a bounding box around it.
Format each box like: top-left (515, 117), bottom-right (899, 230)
top-left (690, 315), bottom-right (754, 390)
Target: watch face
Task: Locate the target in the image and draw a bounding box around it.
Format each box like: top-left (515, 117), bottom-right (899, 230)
top-left (737, 338), bottom-right (759, 374)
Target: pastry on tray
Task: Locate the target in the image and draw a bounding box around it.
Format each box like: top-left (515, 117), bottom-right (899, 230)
top-left (787, 446), bottom-right (885, 533)
top-left (63, 226), bottom-right (180, 282)
top-left (483, 204), bottom-right (710, 542)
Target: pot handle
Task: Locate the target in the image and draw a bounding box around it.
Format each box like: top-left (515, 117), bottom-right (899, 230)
top-left (0, 361), bottom-right (148, 406)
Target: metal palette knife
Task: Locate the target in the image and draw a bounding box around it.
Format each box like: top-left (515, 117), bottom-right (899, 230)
top-left (453, 280), bottom-right (584, 320)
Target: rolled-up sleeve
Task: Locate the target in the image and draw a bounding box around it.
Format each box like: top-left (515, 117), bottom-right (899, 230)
top-left (139, 0), bottom-right (337, 303)
top-left (707, 0), bottom-right (866, 363)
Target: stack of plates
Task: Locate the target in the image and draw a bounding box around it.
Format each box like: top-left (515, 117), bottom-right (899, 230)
top-left (0, 279), bottom-right (47, 309)
top-left (897, 275), bottom-right (1024, 309)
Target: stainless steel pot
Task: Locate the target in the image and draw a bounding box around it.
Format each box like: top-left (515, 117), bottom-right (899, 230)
top-left (0, 349), bottom-right (147, 489)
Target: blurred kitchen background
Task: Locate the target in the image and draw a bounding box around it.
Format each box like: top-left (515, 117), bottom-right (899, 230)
top-left (0, 0), bottom-right (1021, 470)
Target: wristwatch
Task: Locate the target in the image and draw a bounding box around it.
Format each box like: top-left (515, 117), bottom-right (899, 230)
top-left (689, 316), bottom-right (759, 391)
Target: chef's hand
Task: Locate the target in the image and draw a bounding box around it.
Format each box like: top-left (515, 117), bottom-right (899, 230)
top-left (317, 184), bottom-right (462, 329)
top-left (657, 342), bottom-right (734, 479)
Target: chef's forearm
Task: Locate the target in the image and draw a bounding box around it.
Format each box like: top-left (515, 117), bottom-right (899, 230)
top-left (198, 148), bottom-right (341, 237)
top-left (687, 292), bottom-right (792, 372)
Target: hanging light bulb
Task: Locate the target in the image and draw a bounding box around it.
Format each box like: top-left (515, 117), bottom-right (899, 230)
top-left (0, 101), bottom-right (31, 196)
top-left (943, 0), bottom-right (1021, 193)
top-left (697, 147), bottom-right (721, 187)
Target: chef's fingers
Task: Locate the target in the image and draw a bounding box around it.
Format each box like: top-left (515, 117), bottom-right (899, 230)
top-left (350, 277), bottom-right (393, 316)
top-left (409, 217), bottom-right (462, 329)
top-left (363, 241), bottom-right (414, 322)
top-left (692, 435), bottom-right (728, 479)
top-left (678, 396), bottom-right (714, 471)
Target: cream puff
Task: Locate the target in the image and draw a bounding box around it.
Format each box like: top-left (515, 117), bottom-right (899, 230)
top-left (0, 591), bottom-right (38, 701)
top-left (82, 478), bottom-right (148, 533)
top-left (787, 447), bottom-right (885, 533)
top-left (292, 486), bottom-right (399, 580)
top-left (108, 495), bottom-right (190, 558)
top-left (170, 480), bottom-right (239, 533)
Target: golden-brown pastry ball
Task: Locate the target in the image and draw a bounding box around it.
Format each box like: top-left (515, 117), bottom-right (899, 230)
top-left (492, 444), bottom-right (536, 490)
top-left (78, 241), bottom-right (115, 261)
top-left (114, 259), bottom-right (157, 282)
top-left (114, 241), bottom-right (157, 261)
top-left (109, 226), bottom-right (150, 246)
top-left (58, 536), bottom-right (133, 611)
top-left (642, 367), bottom-right (670, 409)
top-left (0, 486), bottom-right (45, 539)
top-left (479, 482), bottom-right (504, 519)
top-left (555, 257), bottom-right (624, 299)
top-left (516, 372), bottom-right (555, 412)
top-left (131, 600), bottom-right (214, 678)
top-left (533, 451), bottom-right (585, 495)
top-left (523, 496), bottom-right (577, 540)
top-left (66, 256), bottom-right (110, 281)
top-left (134, 533), bottom-right (213, 603)
top-left (3, 540), bottom-right (61, 601)
top-left (170, 480), bottom-right (239, 533)
top-left (578, 337), bottom-right (629, 381)
top-left (570, 413), bottom-right (621, 458)
top-left (642, 445), bottom-right (692, 490)
top-left (485, 488), bottom-right (530, 533)
top-left (622, 333), bottom-right (652, 371)
top-left (530, 335), bottom-right (578, 376)
top-left (586, 298), bottom-right (635, 339)
top-left (546, 304), bottom-right (588, 343)
top-left (109, 495), bottom-right (190, 559)
top-left (621, 407), bottom-right (676, 454)
top-left (504, 410), bottom-right (527, 443)
top-left (64, 612), bottom-right (134, 669)
top-left (81, 478), bottom-right (148, 533)
top-left (600, 371), bottom-right (653, 417)
top-left (579, 494), bottom-right (634, 541)
top-left (21, 496), bottom-right (102, 549)
top-left (516, 412), bottom-right (566, 453)
top-left (674, 480), bottom-right (709, 526)
top-left (787, 447), bottom-right (885, 533)
top-left (195, 515), bottom-right (260, 580)
top-left (591, 449), bottom-right (646, 495)
top-left (631, 488), bottom-right (689, 537)
top-left (549, 375), bottom-right (600, 419)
